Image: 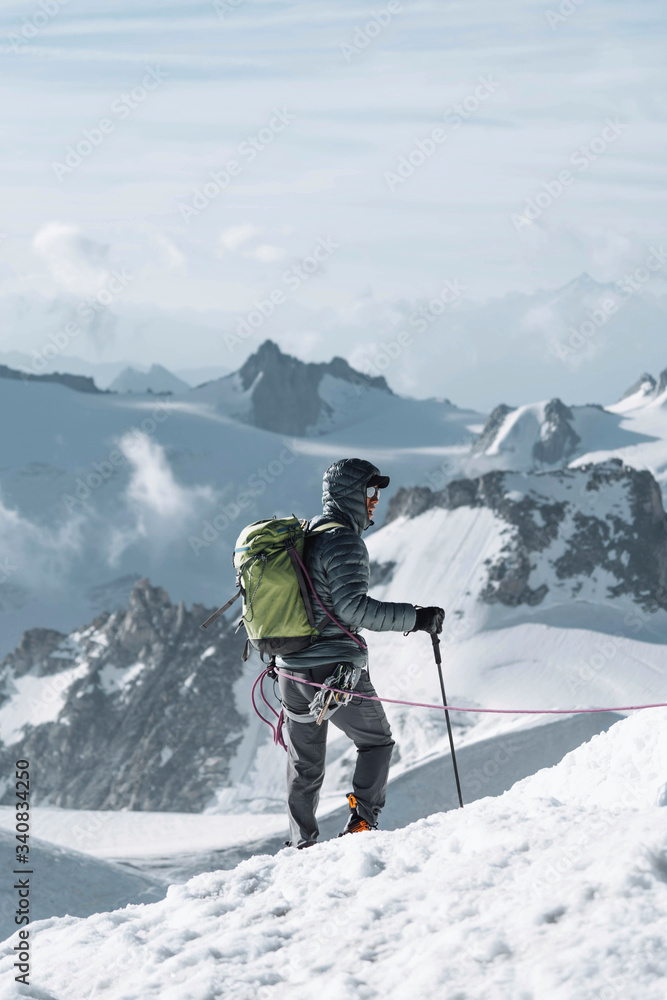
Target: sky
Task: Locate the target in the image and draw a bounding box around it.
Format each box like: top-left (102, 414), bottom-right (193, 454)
top-left (0, 0), bottom-right (665, 404)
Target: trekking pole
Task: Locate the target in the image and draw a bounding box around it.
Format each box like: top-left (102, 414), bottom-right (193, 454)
top-left (431, 632), bottom-right (464, 808)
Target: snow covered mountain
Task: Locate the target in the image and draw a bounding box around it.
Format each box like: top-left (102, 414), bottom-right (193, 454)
top-left (188, 339), bottom-right (481, 439)
top-left (467, 397), bottom-right (624, 475)
top-left (188, 338), bottom-right (392, 436)
top-left (8, 709), bottom-right (667, 999)
top-left (187, 340), bottom-right (483, 444)
top-left (0, 579), bottom-right (246, 811)
top-left (107, 364), bottom-right (190, 395)
top-left (385, 459), bottom-right (667, 614)
top-left (464, 366), bottom-right (667, 503)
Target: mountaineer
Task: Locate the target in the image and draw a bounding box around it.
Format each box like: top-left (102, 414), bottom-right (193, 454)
top-left (277, 457), bottom-right (444, 848)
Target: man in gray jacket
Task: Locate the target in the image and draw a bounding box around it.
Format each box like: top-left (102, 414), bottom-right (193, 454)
top-left (278, 457), bottom-right (444, 848)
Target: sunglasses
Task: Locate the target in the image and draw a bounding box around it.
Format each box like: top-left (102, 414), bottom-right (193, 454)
top-left (366, 486), bottom-right (382, 499)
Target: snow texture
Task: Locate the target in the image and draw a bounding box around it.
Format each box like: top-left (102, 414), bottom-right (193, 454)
top-left (3, 709), bottom-right (666, 1000)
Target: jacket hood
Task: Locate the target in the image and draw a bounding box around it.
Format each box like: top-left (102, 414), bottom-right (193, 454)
top-left (318, 457), bottom-right (384, 535)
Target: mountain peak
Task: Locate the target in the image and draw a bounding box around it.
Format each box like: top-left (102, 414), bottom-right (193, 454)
top-left (620, 372), bottom-right (657, 401)
top-left (231, 339), bottom-right (393, 435)
top-left (108, 365), bottom-right (189, 395)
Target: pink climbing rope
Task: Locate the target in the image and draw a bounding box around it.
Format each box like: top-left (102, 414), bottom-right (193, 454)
top-left (254, 541), bottom-right (667, 736)
top-left (251, 668), bottom-right (287, 751)
top-left (273, 669), bottom-right (667, 716)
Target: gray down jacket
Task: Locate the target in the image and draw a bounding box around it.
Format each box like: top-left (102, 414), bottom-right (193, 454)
top-left (277, 457), bottom-right (417, 672)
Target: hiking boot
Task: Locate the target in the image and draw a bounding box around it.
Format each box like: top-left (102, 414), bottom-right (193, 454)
top-left (338, 793), bottom-right (377, 836)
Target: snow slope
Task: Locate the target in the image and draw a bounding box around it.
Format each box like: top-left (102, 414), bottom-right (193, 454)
top-left (5, 709), bottom-right (667, 1000)
top-left (0, 829), bottom-right (164, 943)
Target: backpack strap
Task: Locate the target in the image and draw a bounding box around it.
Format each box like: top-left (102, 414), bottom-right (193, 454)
top-left (286, 521), bottom-right (346, 628)
top-left (307, 521), bottom-right (347, 534)
top-left (199, 588), bottom-right (241, 630)
top-left (286, 545), bottom-right (317, 627)
top-left (303, 521), bottom-right (350, 635)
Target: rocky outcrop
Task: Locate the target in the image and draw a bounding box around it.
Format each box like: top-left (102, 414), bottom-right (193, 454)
top-left (235, 339), bottom-right (392, 436)
top-left (386, 459), bottom-right (667, 612)
top-left (472, 398), bottom-right (583, 468)
top-left (618, 368), bottom-right (667, 403)
top-left (0, 363), bottom-right (104, 394)
top-left (0, 579), bottom-right (246, 811)
top-left (620, 373), bottom-right (656, 400)
top-left (532, 398), bottom-right (581, 466)
top-left (471, 404), bottom-right (516, 454)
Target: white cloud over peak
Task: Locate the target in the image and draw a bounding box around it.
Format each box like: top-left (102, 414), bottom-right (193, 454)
top-left (32, 222), bottom-right (111, 296)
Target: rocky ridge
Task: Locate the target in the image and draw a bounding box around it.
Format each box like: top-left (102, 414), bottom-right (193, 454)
top-left (0, 363), bottom-right (104, 394)
top-left (0, 579), bottom-right (246, 811)
top-left (385, 459), bottom-right (667, 611)
top-left (472, 397), bottom-right (585, 468)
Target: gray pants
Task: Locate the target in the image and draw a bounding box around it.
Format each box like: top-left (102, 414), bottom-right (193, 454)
top-left (278, 663), bottom-right (395, 847)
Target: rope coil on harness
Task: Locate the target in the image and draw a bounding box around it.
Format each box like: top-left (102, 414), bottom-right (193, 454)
top-left (251, 666), bottom-right (287, 751)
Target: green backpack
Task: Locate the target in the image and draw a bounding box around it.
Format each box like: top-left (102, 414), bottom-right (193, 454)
top-left (200, 515), bottom-right (344, 660)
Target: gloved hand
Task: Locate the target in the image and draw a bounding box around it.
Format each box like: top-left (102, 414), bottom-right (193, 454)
top-left (411, 606), bottom-right (445, 634)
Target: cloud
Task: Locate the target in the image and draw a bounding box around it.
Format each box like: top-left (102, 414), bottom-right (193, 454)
top-left (0, 488), bottom-right (86, 593)
top-left (220, 224), bottom-right (261, 252)
top-left (32, 222), bottom-right (112, 296)
top-left (106, 431), bottom-right (215, 565)
top-left (152, 232), bottom-right (186, 270)
top-left (249, 244), bottom-right (286, 262)
top-left (219, 225), bottom-right (286, 262)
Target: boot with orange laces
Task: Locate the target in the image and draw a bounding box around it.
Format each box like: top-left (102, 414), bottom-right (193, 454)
top-left (338, 793), bottom-right (377, 836)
